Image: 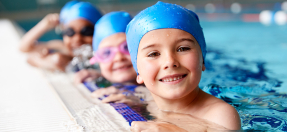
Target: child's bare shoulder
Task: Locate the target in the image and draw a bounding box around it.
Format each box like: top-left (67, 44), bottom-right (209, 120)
top-left (203, 94), bottom-right (241, 130)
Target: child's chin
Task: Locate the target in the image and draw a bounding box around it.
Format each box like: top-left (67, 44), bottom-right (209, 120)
top-left (159, 90), bottom-right (189, 99)
top-left (113, 74), bottom-right (136, 83)
top-left (113, 66), bottom-right (133, 73)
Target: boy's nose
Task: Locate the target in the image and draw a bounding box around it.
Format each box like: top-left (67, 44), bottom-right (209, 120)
top-left (163, 53), bottom-right (179, 70)
top-left (113, 51), bottom-right (126, 62)
top-left (71, 34), bottom-right (83, 48)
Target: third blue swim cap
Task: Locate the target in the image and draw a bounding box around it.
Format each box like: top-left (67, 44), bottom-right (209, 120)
top-left (59, 0), bottom-right (79, 23)
top-left (92, 11), bottom-right (133, 51)
top-left (62, 2), bottom-right (102, 25)
top-left (126, 1), bottom-right (206, 73)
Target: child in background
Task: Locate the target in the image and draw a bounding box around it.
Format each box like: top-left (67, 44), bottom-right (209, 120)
top-left (19, 1), bottom-right (102, 71)
top-left (81, 11), bottom-right (147, 105)
top-left (126, 1), bottom-right (241, 131)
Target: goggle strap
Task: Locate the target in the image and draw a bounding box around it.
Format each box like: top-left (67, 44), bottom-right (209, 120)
top-left (89, 56), bottom-right (98, 65)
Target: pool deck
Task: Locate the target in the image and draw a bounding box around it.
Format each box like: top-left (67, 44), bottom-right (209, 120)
top-left (0, 19), bottom-right (73, 131)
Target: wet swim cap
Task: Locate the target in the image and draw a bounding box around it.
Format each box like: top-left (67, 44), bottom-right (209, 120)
top-left (92, 11), bottom-right (133, 51)
top-left (63, 2), bottom-right (102, 25)
top-left (59, 0), bottom-right (79, 23)
top-left (126, 1), bottom-right (206, 73)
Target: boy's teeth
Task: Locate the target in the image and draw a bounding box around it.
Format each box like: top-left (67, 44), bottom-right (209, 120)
top-left (162, 75), bottom-right (183, 82)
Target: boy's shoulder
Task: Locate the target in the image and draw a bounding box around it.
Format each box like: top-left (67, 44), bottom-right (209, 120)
top-left (202, 93), bottom-right (241, 130)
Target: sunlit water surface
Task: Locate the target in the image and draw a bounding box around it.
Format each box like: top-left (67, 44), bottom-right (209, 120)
top-left (199, 21), bottom-right (287, 131)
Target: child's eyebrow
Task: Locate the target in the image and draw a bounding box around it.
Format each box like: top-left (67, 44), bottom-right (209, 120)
top-left (176, 38), bottom-right (195, 44)
top-left (141, 44), bottom-right (158, 51)
top-left (141, 38), bottom-right (194, 51)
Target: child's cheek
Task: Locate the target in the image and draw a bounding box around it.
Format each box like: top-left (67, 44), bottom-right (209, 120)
top-left (99, 62), bottom-right (113, 80)
top-left (82, 36), bottom-right (93, 45)
top-left (125, 54), bottom-right (132, 61)
top-left (183, 51), bottom-right (202, 71)
top-left (63, 37), bottom-right (72, 51)
top-left (139, 59), bottom-right (159, 88)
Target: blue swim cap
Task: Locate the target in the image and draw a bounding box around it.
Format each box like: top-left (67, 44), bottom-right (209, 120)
top-left (59, 1), bottom-right (79, 23)
top-left (63, 2), bottom-right (102, 25)
top-left (126, 1), bottom-right (206, 73)
top-left (92, 11), bottom-right (133, 51)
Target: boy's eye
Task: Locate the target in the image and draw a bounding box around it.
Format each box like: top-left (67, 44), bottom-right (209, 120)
top-left (177, 47), bottom-right (191, 52)
top-left (148, 51), bottom-right (160, 57)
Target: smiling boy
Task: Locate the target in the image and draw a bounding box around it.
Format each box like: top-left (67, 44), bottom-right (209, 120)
top-left (126, 1), bottom-right (241, 131)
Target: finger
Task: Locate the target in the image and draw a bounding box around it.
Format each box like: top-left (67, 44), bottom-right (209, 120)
top-left (88, 69), bottom-right (101, 79)
top-left (41, 48), bottom-right (49, 56)
top-left (130, 121), bottom-right (149, 132)
top-left (91, 88), bottom-right (105, 98)
top-left (101, 94), bottom-right (125, 103)
top-left (51, 13), bottom-right (59, 21)
top-left (84, 77), bottom-right (95, 82)
top-left (115, 96), bottom-right (141, 106)
top-left (116, 100), bottom-right (136, 106)
top-left (74, 70), bottom-right (89, 84)
top-left (91, 86), bottom-right (118, 98)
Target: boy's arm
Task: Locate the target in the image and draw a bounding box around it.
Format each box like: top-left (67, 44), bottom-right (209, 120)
top-left (26, 51), bottom-right (72, 71)
top-left (19, 13), bottom-right (60, 52)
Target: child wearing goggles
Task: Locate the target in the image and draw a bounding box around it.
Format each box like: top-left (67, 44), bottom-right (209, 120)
top-left (126, 1), bottom-right (241, 131)
top-left (75, 11), bottom-right (149, 106)
top-left (19, 1), bottom-right (102, 71)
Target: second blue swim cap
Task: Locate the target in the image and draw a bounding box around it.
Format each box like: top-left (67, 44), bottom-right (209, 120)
top-left (62, 1), bottom-right (102, 25)
top-left (126, 1), bottom-right (206, 73)
top-left (92, 11), bottom-right (133, 51)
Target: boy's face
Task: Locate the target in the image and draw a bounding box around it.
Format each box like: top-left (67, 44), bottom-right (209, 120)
top-left (63, 19), bottom-right (94, 55)
top-left (98, 33), bottom-right (137, 83)
top-left (137, 29), bottom-right (205, 99)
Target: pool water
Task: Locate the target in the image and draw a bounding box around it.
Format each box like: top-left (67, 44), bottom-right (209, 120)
top-left (17, 20), bottom-right (287, 131)
top-left (199, 21), bottom-right (287, 131)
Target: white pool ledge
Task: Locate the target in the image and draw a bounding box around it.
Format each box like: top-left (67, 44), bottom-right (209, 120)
top-left (0, 19), bottom-right (73, 131)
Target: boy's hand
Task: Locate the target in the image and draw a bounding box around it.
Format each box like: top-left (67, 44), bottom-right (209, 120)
top-left (47, 52), bottom-right (72, 71)
top-left (91, 86), bottom-right (119, 98)
top-left (74, 69), bottom-right (101, 84)
top-left (130, 121), bottom-right (187, 132)
top-left (101, 93), bottom-right (142, 106)
top-left (91, 86), bottom-right (143, 106)
top-left (40, 13), bottom-right (60, 30)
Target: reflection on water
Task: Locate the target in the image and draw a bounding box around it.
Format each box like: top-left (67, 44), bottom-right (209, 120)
top-left (200, 47), bottom-right (287, 131)
top-left (198, 22), bottom-right (287, 131)
top-left (203, 84), bottom-right (287, 131)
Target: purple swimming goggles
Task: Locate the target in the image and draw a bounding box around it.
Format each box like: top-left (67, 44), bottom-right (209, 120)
top-left (90, 41), bottom-right (130, 64)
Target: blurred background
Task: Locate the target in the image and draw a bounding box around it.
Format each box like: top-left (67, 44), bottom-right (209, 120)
top-left (1, 0), bottom-right (287, 41)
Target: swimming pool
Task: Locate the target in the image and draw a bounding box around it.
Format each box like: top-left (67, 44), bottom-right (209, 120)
top-left (200, 21), bottom-right (287, 131)
top-left (16, 20), bottom-right (287, 131)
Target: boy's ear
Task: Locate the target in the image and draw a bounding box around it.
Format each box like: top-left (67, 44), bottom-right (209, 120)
top-left (136, 75), bottom-right (144, 84)
top-left (202, 63), bottom-right (206, 71)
